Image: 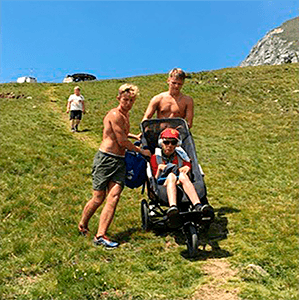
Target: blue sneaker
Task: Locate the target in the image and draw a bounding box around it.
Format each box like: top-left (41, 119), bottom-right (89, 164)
top-left (93, 235), bottom-right (119, 248)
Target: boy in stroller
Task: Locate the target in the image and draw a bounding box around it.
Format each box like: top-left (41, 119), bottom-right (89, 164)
top-left (150, 128), bottom-right (214, 228)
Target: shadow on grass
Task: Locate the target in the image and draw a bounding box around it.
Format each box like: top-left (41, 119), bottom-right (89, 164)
top-left (216, 206), bottom-right (241, 216)
top-left (181, 247), bottom-right (233, 261)
top-left (114, 227), bottom-right (140, 243)
top-left (113, 206), bottom-right (239, 259)
top-left (77, 129), bottom-right (92, 133)
top-left (152, 205), bottom-right (240, 260)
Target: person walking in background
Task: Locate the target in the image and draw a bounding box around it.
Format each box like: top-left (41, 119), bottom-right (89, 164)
top-left (66, 86), bottom-right (85, 132)
top-left (78, 84), bottom-right (151, 248)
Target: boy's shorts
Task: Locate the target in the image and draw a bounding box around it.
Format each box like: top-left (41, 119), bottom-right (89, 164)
top-left (92, 151), bottom-right (126, 191)
top-left (70, 110), bottom-right (82, 120)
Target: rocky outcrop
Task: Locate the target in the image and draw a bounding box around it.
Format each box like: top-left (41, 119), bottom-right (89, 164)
top-left (240, 17), bottom-right (299, 67)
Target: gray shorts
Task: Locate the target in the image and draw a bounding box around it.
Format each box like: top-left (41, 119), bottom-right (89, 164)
top-left (92, 151), bottom-right (126, 191)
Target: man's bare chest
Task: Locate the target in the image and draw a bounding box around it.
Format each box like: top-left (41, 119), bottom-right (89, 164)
top-left (159, 97), bottom-right (186, 115)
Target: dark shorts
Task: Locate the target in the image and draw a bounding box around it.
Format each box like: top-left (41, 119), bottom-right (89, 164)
top-left (70, 110), bottom-right (82, 120)
top-left (92, 151), bottom-right (126, 191)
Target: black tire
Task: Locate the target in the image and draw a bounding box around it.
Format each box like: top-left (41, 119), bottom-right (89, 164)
top-left (141, 199), bottom-right (150, 231)
top-left (185, 223), bottom-right (198, 258)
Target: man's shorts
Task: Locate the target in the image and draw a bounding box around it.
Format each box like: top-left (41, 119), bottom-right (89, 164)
top-left (70, 110), bottom-right (82, 120)
top-left (92, 151), bottom-right (126, 191)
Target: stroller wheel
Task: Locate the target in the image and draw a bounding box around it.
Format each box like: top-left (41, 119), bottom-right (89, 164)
top-left (141, 199), bottom-right (150, 231)
top-left (185, 223), bottom-right (198, 258)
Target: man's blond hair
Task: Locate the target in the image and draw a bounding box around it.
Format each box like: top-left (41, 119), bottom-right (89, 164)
top-left (118, 84), bottom-right (139, 98)
top-left (74, 86), bottom-right (81, 90)
top-left (168, 68), bottom-right (186, 81)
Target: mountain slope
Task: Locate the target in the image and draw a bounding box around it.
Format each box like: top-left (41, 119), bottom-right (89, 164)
top-left (240, 17), bottom-right (299, 67)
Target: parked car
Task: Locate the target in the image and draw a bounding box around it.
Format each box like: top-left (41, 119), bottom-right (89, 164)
top-left (17, 76), bottom-right (37, 83)
top-left (63, 73), bottom-right (96, 83)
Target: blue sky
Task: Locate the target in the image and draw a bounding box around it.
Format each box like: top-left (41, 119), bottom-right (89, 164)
top-left (1, 1), bottom-right (298, 83)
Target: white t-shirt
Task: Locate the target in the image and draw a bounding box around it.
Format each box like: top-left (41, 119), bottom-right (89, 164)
top-left (68, 94), bottom-right (84, 111)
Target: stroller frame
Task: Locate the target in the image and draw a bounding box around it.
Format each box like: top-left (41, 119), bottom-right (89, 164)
top-left (140, 118), bottom-right (214, 257)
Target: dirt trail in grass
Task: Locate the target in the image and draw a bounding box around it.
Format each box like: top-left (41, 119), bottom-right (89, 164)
top-left (193, 259), bottom-right (240, 300)
top-left (44, 86), bottom-right (99, 149)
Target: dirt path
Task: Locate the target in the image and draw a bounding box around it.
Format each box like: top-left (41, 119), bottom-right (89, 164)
top-left (44, 86), bottom-right (99, 149)
top-left (193, 259), bottom-right (240, 300)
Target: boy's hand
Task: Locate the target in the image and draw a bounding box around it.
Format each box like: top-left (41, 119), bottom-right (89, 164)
top-left (157, 164), bottom-right (167, 172)
top-left (179, 165), bottom-right (190, 174)
top-left (141, 149), bottom-right (151, 157)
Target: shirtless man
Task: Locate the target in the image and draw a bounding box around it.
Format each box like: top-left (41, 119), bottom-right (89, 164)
top-left (78, 84), bottom-right (150, 248)
top-left (142, 68), bottom-right (194, 128)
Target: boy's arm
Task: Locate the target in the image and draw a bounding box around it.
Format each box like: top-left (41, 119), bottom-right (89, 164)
top-left (142, 96), bottom-right (159, 121)
top-left (128, 132), bottom-right (141, 140)
top-left (66, 97), bottom-right (71, 113)
top-left (111, 113), bottom-right (150, 156)
top-left (81, 100), bottom-right (85, 113)
top-left (185, 96), bottom-right (194, 129)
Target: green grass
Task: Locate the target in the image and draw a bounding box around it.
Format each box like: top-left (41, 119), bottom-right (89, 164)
top-left (0, 64), bottom-right (298, 299)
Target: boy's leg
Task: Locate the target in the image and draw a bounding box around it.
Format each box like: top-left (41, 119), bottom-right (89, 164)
top-left (96, 181), bottom-right (123, 237)
top-left (164, 173), bottom-right (177, 207)
top-left (78, 190), bottom-right (106, 233)
top-left (70, 119), bottom-right (75, 131)
top-left (75, 119), bottom-right (81, 131)
top-left (179, 173), bottom-right (200, 205)
top-left (74, 111), bottom-right (82, 131)
top-left (165, 173), bottom-right (181, 228)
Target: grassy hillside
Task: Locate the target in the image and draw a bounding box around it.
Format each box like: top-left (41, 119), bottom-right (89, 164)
top-left (0, 64), bottom-right (298, 299)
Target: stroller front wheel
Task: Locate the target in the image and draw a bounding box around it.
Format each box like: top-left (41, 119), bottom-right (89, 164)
top-left (185, 223), bottom-right (198, 258)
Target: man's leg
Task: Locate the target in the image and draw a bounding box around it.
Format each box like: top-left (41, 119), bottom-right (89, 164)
top-left (96, 181), bottom-right (123, 238)
top-left (78, 189), bottom-right (106, 233)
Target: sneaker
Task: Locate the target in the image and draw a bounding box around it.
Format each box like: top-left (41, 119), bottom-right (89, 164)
top-left (167, 205), bottom-right (181, 229)
top-left (194, 203), bottom-right (204, 212)
top-left (167, 205), bottom-right (179, 216)
top-left (201, 204), bottom-right (215, 220)
top-left (194, 203), bottom-right (215, 219)
top-left (93, 235), bottom-right (119, 248)
top-left (71, 127), bottom-right (76, 132)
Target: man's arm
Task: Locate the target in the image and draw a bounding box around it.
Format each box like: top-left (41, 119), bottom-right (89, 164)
top-left (185, 96), bottom-right (194, 129)
top-left (142, 96), bottom-right (160, 121)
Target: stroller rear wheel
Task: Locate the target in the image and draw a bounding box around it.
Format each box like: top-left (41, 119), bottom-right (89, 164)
top-left (185, 223), bottom-right (198, 258)
top-left (141, 199), bottom-right (150, 231)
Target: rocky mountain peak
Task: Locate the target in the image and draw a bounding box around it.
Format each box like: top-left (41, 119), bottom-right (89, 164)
top-left (240, 17), bottom-right (299, 67)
